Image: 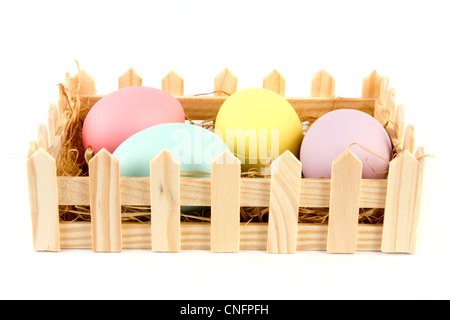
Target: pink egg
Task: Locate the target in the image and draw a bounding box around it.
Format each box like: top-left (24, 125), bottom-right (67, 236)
top-left (299, 109), bottom-right (392, 179)
top-left (82, 86), bottom-right (185, 154)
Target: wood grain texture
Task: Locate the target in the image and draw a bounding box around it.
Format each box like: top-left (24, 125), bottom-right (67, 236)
top-left (150, 150), bottom-right (181, 252)
top-left (327, 150), bottom-right (362, 253)
top-left (59, 222), bottom-right (383, 251)
top-left (381, 151), bottom-right (423, 253)
top-left (78, 95), bottom-right (376, 120)
top-left (310, 69), bottom-right (335, 97)
top-left (27, 148), bottom-right (60, 251)
top-left (211, 150), bottom-right (241, 253)
top-left (118, 68), bottom-right (142, 89)
top-left (57, 176), bottom-right (387, 208)
top-left (162, 70), bottom-right (184, 96)
top-left (214, 68), bottom-right (237, 96)
top-left (263, 70), bottom-right (286, 96)
top-left (89, 149), bottom-right (122, 252)
top-left (267, 151), bottom-right (302, 253)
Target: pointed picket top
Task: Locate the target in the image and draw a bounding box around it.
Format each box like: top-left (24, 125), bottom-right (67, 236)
top-left (118, 68), bottom-right (142, 89)
top-left (70, 69), bottom-right (96, 96)
top-left (263, 69), bottom-right (286, 96)
top-left (328, 149), bottom-right (362, 253)
top-left (89, 147), bottom-right (119, 167)
top-left (161, 70), bottom-right (184, 96)
top-left (212, 148), bottom-right (241, 166)
top-left (331, 148), bottom-right (363, 172)
top-left (362, 70), bottom-right (383, 98)
top-left (310, 69), bottom-right (335, 97)
top-left (37, 124), bottom-right (49, 150)
top-left (27, 140), bottom-right (38, 159)
top-left (415, 146), bottom-right (425, 165)
top-left (403, 124), bottom-right (415, 154)
top-left (150, 149), bottom-right (181, 252)
top-left (267, 150), bottom-right (302, 254)
top-left (214, 68), bottom-right (238, 96)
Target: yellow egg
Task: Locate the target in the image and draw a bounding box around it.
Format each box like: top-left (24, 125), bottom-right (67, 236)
top-left (214, 88), bottom-right (303, 171)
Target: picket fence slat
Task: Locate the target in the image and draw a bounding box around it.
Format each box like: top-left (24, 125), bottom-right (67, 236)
top-left (150, 150), bottom-right (181, 252)
top-left (267, 151), bottom-right (302, 254)
top-left (27, 148), bottom-right (60, 251)
top-left (327, 150), bottom-right (362, 253)
top-left (381, 151), bottom-right (424, 253)
top-left (89, 149), bottom-right (122, 252)
top-left (118, 68), bottom-right (142, 89)
top-left (211, 150), bottom-right (241, 253)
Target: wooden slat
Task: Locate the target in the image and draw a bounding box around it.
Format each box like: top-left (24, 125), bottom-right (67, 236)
top-left (26, 148), bottom-right (60, 251)
top-left (70, 69), bottom-right (96, 96)
top-left (47, 103), bottom-right (59, 147)
top-left (28, 140), bottom-right (38, 158)
top-left (58, 176), bottom-right (387, 208)
top-left (77, 95), bottom-right (376, 120)
top-left (381, 151), bottom-right (423, 253)
top-left (37, 124), bottom-right (49, 150)
top-left (393, 104), bottom-right (405, 152)
top-left (327, 150), bottom-right (362, 253)
top-left (150, 150), bottom-right (181, 252)
top-left (60, 222), bottom-right (383, 251)
top-left (310, 69), bottom-right (335, 97)
top-left (118, 68), bottom-right (142, 89)
top-left (263, 70), bottom-right (286, 96)
top-left (162, 70), bottom-right (184, 96)
top-left (403, 124), bottom-right (415, 154)
top-left (214, 68), bottom-right (237, 96)
top-left (211, 150), bottom-right (241, 253)
top-left (362, 70), bottom-right (383, 98)
top-left (89, 149), bottom-right (122, 252)
top-left (267, 151), bottom-right (302, 253)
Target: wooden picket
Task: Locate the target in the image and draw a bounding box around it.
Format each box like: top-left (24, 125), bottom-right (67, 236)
top-left (327, 150), bottom-right (362, 253)
top-left (263, 70), bottom-right (286, 96)
top-left (150, 150), bottom-right (181, 252)
top-left (26, 148), bottom-right (60, 251)
top-left (381, 151), bottom-right (423, 253)
top-left (267, 151), bottom-right (302, 254)
top-left (118, 68), bottom-right (142, 89)
top-left (211, 150), bottom-right (241, 253)
top-left (310, 69), bottom-right (335, 97)
top-left (162, 71), bottom-right (184, 96)
top-left (89, 149), bottom-right (122, 252)
top-left (26, 68), bottom-right (428, 254)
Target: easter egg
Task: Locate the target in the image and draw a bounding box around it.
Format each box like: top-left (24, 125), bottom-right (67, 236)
top-left (82, 86), bottom-right (185, 154)
top-left (214, 88), bottom-right (303, 171)
top-left (299, 109), bottom-right (392, 179)
top-left (113, 123), bottom-right (229, 177)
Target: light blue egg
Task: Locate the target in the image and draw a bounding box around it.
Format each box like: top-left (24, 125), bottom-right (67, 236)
top-left (113, 123), bottom-right (229, 213)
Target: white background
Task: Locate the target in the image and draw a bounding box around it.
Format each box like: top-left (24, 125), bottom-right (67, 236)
top-left (0, 0), bottom-right (449, 300)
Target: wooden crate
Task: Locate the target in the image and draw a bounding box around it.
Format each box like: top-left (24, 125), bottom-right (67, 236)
top-left (26, 68), bottom-right (425, 254)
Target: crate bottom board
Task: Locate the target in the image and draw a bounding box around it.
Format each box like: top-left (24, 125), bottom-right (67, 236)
top-left (59, 222), bottom-right (382, 251)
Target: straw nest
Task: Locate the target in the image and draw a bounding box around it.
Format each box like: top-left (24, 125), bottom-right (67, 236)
top-left (56, 84), bottom-right (385, 225)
